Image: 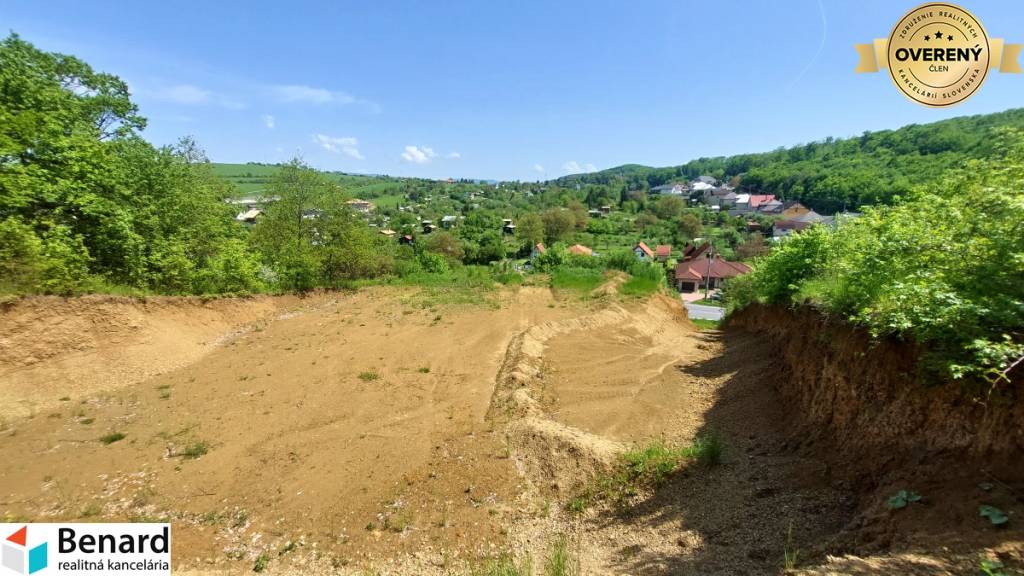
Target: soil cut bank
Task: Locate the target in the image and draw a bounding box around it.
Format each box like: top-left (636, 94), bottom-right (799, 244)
top-left (0, 288), bottom-right (1020, 574)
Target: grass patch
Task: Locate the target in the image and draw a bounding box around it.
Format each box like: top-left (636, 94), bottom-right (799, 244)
top-left (80, 502), bottom-right (102, 518)
top-left (181, 441), bottom-right (209, 460)
top-left (620, 275), bottom-right (661, 297)
top-left (620, 263), bottom-right (665, 298)
top-left (691, 298), bottom-right (724, 307)
top-left (572, 434), bottom-right (723, 508)
top-left (369, 266), bottom-right (501, 310)
top-left (690, 318), bottom-right (721, 331)
top-left (99, 432), bottom-right (126, 445)
top-left (358, 371), bottom-right (379, 381)
top-left (550, 266), bottom-right (604, 294)
top-left (417, 367), bottom-right (431, 373)
top-left (545, 536), bottom-right (579, 576)
top-left (471, 553), bottom-right (532, 576)
top-left (253, 552), bottom-right (269, 573)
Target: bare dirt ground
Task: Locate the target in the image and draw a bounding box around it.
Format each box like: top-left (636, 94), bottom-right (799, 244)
top-left (0, 285), bottom-right (1020, 575)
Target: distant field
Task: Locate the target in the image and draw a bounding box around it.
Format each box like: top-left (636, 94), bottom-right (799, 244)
top-left (211, 162), bottom-right (400, 199)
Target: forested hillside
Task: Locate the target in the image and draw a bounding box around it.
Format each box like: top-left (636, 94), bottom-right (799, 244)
top-left (559, 109), bottom-right (1024, 212)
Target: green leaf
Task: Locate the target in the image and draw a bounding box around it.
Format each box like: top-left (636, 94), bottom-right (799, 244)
top-left (887, 490), bottom-right (908, 510)
top-left (979, 505), bottom-right (1009, 526)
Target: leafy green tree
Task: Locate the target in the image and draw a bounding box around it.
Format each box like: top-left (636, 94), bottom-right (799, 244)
top-left (423, 231), bottom-right (464, 263)
top-left (541, 209), bottom-right (576, 243)
top-left (516, 212), bottom-right (545, 248)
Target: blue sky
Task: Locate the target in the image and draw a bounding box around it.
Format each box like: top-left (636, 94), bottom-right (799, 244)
top-left (3, 0), bottom-right (1023, 180)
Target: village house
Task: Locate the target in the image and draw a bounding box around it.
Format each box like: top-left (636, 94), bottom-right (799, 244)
top-left (502, 218), bottom-right (516, 234)
top-left (633, 242), bottom-right (654, 260)
top-left (779, 201), bottom-right (811, 219)
top-left (346, 199), bottom-right (375, 213)
top-left (235, 208), bottom-right (262, 225)
top-left (756, 199), bottom-right (784, 214)
top-left (531, 243), bottom-right (546, 260)
top-left (379, 229), bottom-right (396, 237)
top-left (673, 242), bottom-right (751, 293)
top-left (650, 183), bottom-right (687, 195)
top-left (655, 244), bottom-right (672, 262)
top-left (441, 215), bottom-right (458, 229)
top-left (399, 234), bottom-right (414, 245)
top-left (421, 220), bottom-right (436, 234)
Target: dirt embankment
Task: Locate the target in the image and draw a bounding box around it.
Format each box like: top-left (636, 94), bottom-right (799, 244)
top-left (728, 304), bottom-right (1024, 571)
top-left (726, 303), bottom-right (1024, 471)
top-left (0, 294), bottom-right (325, 420)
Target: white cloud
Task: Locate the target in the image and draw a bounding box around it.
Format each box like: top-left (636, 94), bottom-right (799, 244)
top-left (533, 164), bottom-right (545, 173)
top-left (562, 161), bottom-right (597, 174)
top-left (401, 145), bottom-right (437, 164)
top-left (313, 134), bottom-right (364, 160)
top-left (132, 81), bottom-right (245, 109)
top-left (446, 151), bottom-right (461, 159)
top-left (262, 114), bottom-right (275, 129)
top-left (158, 84), bottom-right (211, 105)
top-left (274, 84), bottom-right (355, 105)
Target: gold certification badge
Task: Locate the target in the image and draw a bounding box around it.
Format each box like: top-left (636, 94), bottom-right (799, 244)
top-left (856, 3), bottom-right (1021, 107)
top-left (887, 3), bottom-right (989, 106)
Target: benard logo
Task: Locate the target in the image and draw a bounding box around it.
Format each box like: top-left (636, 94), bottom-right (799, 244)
top-left (1, 526), bottom-right (47, 575)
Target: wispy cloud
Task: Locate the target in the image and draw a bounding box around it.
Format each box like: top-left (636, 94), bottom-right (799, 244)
top-left (401, 145), bottom-right (437, 164)
top-left (133, 82), bottom-right (246, 109)
top-left (446, 151), bottom-right (462, 159)
top-left (533, 164), bottom-right (546, 173)
top-left (562, 161), bottom-right (596, 174)
top-left (262, 114), bottom-right (275, 129)
top-left (313, 134), bottom-right (364, 160)
top-left (161, 84), bottom-right (211, 104)
top-left (273, 84), bottom-right (356, 105)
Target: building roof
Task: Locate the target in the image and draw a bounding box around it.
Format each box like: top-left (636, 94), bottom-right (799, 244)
top-left (635, 242), bottom-right (655, 258)
top-left (379, 229), bottom-right (396, 236)
top-left (655, 244), bottom-right (672, 258)
top-left (690, 181), bottom-right (715, 192)
top-left (674, 256), bottom-right (752, 282)
top-left (568, 244), bottom-right (594, 256)
top-left (749, 194), bottom-right (776, 208)
top-left (441, 215), bottom-right (457, 222)
top-left (792, 210), bottom-right (827, 224)
top-left (236, 208), bottom-right (262, 221)
top-left (534, 243), bottom-right (546, 254)
top-left (682, 242), bottom-right (712, 260)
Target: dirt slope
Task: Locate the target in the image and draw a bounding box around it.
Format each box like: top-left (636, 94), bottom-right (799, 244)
top-left (0, 294), bottom-right (324, 421)
top-left (0, 287), bottom-right (575, 573)
top-left (1, 288), bottom-right (1019, 575)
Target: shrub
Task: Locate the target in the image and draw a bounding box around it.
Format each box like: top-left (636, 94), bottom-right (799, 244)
top-left (99, 432), bottom-right (126, 445)
top-left (550, 267), bottom-right (604, 293)
top-left (728, 161), bottom-right (1024, 383)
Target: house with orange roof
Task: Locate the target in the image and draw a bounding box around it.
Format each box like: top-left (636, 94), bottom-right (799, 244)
top-left (633, 242), bottom-right (654, 260)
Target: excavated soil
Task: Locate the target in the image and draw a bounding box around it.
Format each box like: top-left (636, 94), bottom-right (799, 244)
top-left (1, 288), bottom-right (1020, 575)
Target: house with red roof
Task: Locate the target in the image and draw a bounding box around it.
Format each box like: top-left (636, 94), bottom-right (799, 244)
top-left (655, 244), bottom-right (672, 262)
top-left (673, 242), bottom-right (751, 293)
top-left (633, 242), bottom-right (654, 260)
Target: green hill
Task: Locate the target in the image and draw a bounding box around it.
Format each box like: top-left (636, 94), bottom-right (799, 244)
top-left (557, 108), bottom-right (1024, 212)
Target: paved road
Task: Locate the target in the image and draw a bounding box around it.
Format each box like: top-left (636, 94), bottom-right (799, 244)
top-left (684, 302), bottom-right (725, 321)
